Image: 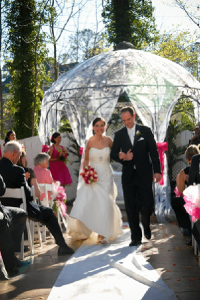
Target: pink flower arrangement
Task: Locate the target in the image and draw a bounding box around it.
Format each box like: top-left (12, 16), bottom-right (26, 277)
top-left (183, 185), bottom-right (200, 222)
top-left (54, 184), bottom-right (67, 217)
top-left (42, 144), bottom-right (50, 153)
top-left (80, 166), bottom-right (98, 184)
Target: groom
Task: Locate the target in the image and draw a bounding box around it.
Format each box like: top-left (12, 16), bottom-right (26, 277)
top-left (111, 106), bottom-right (161, 246)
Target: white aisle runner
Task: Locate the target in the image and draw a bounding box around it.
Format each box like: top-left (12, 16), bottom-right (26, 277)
top-left (48, 230), bottom-right (176, 300)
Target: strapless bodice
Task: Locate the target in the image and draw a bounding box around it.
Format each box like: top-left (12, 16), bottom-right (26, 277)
top-left (89, 147), bottom-right (110, 164)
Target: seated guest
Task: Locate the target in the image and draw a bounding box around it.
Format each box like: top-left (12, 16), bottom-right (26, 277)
top-left (189, 122), bottom-right (200, 145)
top-left (33, 153), bottom-right (54, 202)
top-left (33, 153), bottom-right (67, 217)
top-left (0, 174), bottom-right (28, 278)
top-left (0, 141), bottom-right (74, 256)
top-left (171, 145), bottom-right (199, 245)
top-left (187, 149), bottom-right (200, 250)
top-left (33, 153), bottom-right (54, 185)
top-left (17, 150), bottom-right (41, 199)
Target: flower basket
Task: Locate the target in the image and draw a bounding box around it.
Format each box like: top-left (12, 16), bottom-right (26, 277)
top-left (80, 166), bottom-right (98, 184)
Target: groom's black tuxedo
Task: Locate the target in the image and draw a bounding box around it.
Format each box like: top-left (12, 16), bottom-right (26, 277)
top-left (111, 123), bottom-right (161, 242)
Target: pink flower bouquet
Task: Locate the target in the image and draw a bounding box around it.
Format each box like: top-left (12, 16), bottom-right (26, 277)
top-left (183, 185), bottom-right (200, 222)
top-left (58, 148), bottom-right (70, 164)
top-left (80, 166), bottom-right (98, 184)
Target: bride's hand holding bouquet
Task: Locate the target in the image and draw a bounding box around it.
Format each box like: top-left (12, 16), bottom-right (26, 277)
top-left (80, 165), bottom-right (98, 184)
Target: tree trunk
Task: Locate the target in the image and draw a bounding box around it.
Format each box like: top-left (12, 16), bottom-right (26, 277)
top-left (0, 0), bottom-right (4, 138)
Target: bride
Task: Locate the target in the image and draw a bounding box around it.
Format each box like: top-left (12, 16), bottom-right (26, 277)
top-left (67, 117), bottom-right (123, 244)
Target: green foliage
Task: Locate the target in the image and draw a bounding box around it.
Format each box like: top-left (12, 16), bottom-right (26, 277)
top-left (102, 0), bottom-right (159, 49)
top-left (152, 28), bottom-right (199, 78)
top-left (4, 0), bottom-right (52, 138)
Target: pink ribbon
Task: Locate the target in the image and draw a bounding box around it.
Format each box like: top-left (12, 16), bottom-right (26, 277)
top-left (156, 142), bottom-right (168, 185)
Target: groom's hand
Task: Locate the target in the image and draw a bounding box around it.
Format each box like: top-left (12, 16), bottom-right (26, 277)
top-left (153, 173), bottom-right (161, 183)
top-left (119, 149), bottom-right (133, 161)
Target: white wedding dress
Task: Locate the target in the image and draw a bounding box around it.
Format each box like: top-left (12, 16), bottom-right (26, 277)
top-left (67, 147), bottom-right (123, 240)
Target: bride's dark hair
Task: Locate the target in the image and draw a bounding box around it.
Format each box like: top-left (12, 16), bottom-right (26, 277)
top-left (92, 117), bottom-right (107, 135)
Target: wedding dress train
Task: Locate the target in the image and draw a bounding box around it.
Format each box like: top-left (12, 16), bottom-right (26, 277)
top-left (67, 147), bottom-right (123, 240)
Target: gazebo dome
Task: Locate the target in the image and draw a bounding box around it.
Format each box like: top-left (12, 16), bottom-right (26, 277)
top-left (39, 48), bottom-right (200, 146)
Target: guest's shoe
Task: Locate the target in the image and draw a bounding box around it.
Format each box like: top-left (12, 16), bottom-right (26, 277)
top-left (24, 246), bottom-right (29, 252)
top-left (7, 267), bottom-right (19, 279)
top-left (14, 257), bottom-right (30, 268)
top-left (58, 244), bottom-right (74, 256)
top-left (186, 239), bottom-right (192, 246)
top-left (144, 230), bottom-right (151, 240)
top-left (129, 240), bottom-right (142, 247)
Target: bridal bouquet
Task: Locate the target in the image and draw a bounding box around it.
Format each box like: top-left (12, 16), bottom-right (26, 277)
top-left (80, 166), bottom-right (98, 184)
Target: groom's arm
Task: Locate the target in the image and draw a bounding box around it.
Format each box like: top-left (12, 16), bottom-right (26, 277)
top-left (111, 132), bottom-right (124, 164)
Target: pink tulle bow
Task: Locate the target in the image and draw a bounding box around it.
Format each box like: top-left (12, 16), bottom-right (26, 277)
top-left (54, 184), bottom-right (67, 217)
top-left (42, 144), bottom-right (50, 153)
top-left (156, 142), bottom-right (168, 185)
top-left (79, 147), bottom-right (84, 155)
top-left (183, 186), bottom-right (200, 222)
top-left (174, 186), bottom-right (182, 197)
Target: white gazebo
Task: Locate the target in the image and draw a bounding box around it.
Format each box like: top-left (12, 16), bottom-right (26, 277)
top-left (39, 46), bottom-right (200, 221)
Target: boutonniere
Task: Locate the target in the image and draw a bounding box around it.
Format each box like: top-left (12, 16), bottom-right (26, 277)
top-left (136, 130), bottom-right (142, 137)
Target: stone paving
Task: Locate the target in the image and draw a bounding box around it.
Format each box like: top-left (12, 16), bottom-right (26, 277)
top-left (0, 210), bottom-right (200, 300)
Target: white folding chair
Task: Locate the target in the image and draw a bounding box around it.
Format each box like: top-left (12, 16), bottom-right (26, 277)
top-left (31, 186), bottom-right (43, 248)
top-left (38, 183), bottom-right (56, 208)
top-left (38, 183), bottom-right (67, 232)
top-left (38, 183), bottom-right (56, 241)
top-left (2, 187), bottom-right (34, 260)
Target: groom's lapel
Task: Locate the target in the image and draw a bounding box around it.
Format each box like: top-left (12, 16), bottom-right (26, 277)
top-left (133, 124), bottom-right (140, 147)
top-left (124, 127), bottom-right (132, 148)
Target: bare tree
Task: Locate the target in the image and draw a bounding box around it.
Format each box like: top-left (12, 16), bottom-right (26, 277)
top-left (48, 0), bottom-right (88, 81)
top-left (174, 0), bottom-right (200, 29)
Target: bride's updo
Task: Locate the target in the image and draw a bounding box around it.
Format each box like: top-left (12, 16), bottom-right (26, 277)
top-left (92, 117), bottom-right (107, 135)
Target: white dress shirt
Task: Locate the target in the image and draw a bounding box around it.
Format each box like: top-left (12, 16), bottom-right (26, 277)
top-left (127, 124), bottom-right (136, 145)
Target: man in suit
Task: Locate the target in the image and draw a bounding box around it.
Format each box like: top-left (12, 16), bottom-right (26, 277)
top-left (0, 174), bottom-right (28, 278)
top-left (0, 141), bottom-right (74, 256)
top-left (111, 106), bottom-right (161, 246)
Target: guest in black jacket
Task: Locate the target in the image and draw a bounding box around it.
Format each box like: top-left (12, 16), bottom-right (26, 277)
top-left (0, 174), bottom-right (28, 278)
top-left (0, 141), bottom-right (74, 256)
top-left (171, 145), bottom-right (199, 246)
